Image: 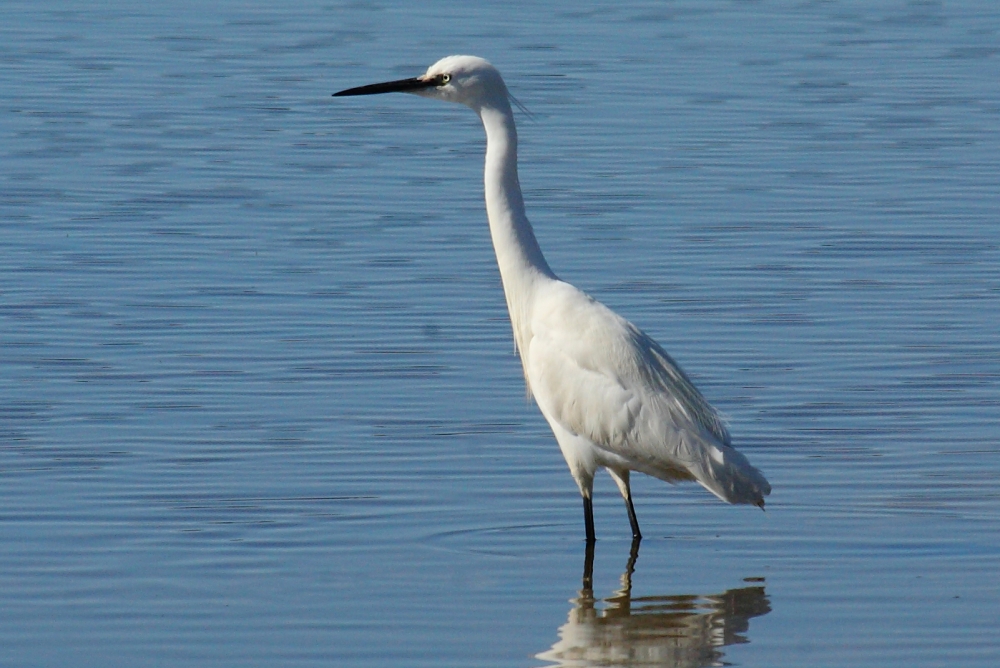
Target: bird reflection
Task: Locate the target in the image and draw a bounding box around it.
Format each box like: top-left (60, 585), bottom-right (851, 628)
top-left (537, 540), bottom-right (770, 667)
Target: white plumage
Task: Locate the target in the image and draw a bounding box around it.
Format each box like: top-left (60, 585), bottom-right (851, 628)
top-left (335, 55), bottom-right (770, 541)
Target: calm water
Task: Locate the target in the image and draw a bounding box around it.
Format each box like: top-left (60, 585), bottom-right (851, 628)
top-left (2, 1), bottom-right (999, 665)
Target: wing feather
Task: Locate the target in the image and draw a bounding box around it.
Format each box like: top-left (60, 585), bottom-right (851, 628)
top-left (521, 282), bottom-right (770, 506)
top-left (525, 282), bottom-right (728, 458)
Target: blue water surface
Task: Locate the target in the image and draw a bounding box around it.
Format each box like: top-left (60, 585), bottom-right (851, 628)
top-left (2, 1), bottom-right (999, 666)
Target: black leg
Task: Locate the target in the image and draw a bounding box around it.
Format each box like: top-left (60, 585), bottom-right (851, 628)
top-left (582, 538), bottom-right (595, 591)
top-left (627, 535), bottom-right (641, 574)
top-left (624, 493), bottom-right (642, 540)
top-left (583, 495), bottom-right (596, 542)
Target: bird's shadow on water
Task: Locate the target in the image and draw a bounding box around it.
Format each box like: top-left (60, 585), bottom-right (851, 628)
top-left (537, 540), bottom-right (771, 667)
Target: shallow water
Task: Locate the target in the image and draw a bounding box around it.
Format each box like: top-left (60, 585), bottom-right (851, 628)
top-left (2, 1), bottom-right (999, 666)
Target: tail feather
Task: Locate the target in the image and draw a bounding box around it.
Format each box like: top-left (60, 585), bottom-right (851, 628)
top-left (679, 430), bottom-right (770, 506)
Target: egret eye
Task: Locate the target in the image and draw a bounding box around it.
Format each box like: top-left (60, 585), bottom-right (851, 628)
top-left (439, 73), bottom-right (451, 85)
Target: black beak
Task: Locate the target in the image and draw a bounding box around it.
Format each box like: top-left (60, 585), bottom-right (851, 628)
top-left (333, 74), bottom-right (445, 97)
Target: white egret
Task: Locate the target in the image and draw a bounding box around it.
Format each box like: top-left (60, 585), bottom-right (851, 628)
top-left (334, 56), bottom-right (770, 541)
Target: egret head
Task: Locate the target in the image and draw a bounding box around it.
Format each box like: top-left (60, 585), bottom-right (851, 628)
top-left (334, 55), bottom-right (510, 111)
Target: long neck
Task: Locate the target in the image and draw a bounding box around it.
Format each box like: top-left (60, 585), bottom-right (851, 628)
top-left (477, 102), bottom-right (556, 357)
